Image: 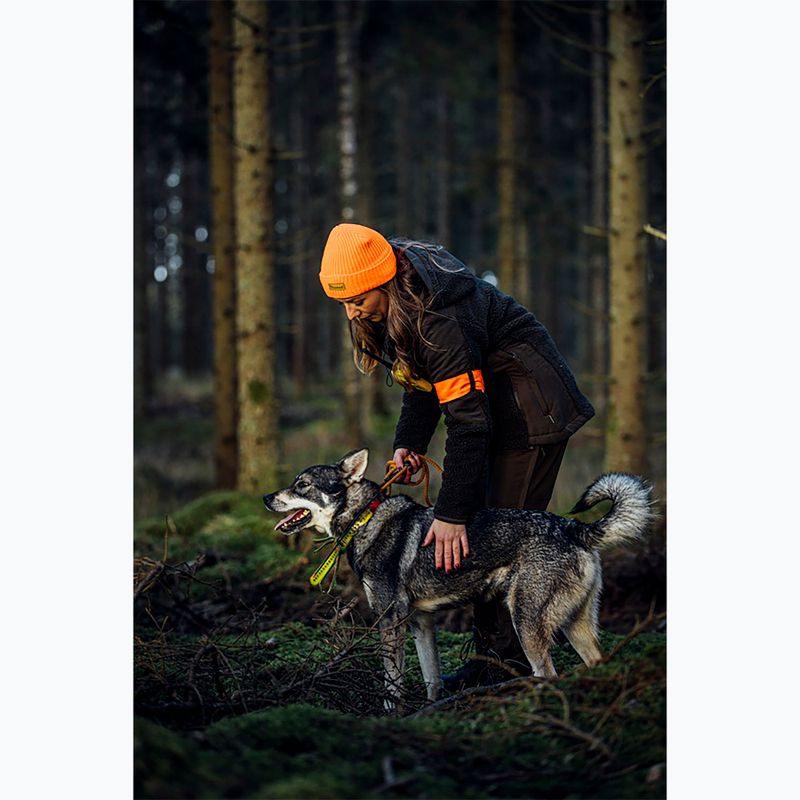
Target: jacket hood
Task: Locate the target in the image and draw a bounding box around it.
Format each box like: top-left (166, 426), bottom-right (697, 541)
top-left (388, 240), bottom-right (477, 309)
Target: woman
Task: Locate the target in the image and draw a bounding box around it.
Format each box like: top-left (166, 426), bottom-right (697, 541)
top-left (319, 222), bottom-right (595, 689)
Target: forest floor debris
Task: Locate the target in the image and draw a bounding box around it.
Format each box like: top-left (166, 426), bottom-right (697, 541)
top-left (134, 490), bottom-right (666, 799)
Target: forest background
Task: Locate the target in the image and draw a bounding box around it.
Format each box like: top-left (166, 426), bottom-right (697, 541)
top-left (4, 1), bottom-right (800, 799)
top-left (134, 0), bottom-right (667, 515)
top-left (131, 2), bottom-right (669, 797)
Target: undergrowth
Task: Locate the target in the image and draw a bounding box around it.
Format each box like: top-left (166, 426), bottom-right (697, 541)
top-left (135, 622), bottom-right (665, 799)
top-left (134, 480), bottom-right (665, 800)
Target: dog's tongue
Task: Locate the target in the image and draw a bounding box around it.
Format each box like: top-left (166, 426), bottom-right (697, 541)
top-left (276, 509), bottom-right (307, 530)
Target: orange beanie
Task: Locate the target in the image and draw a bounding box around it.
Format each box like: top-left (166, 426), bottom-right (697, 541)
top-left (319, 223), bottom-right (397, 299)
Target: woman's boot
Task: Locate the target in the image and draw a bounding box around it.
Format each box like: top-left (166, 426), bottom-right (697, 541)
top-left (441, 598), bottom-right (531, 691)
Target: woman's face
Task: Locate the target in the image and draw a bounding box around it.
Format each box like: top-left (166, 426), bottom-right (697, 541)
top-left (340, 288), bottom-right (389, 323)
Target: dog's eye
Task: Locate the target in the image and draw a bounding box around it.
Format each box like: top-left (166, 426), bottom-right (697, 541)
top-left (295, 480), bottom-right (310, 491)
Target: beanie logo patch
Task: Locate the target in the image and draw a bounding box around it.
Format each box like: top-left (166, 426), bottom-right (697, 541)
top-left (328, 282), bottom-right (346, 291)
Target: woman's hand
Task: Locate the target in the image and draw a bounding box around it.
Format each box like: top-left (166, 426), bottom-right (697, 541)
top-left (422, 519), bottom-right (470, 572)
top-left (392, 448), bottom-right (423, 484)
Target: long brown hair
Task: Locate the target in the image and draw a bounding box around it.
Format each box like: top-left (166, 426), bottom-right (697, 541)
top-left (348, 242), bottom-right (442, 383)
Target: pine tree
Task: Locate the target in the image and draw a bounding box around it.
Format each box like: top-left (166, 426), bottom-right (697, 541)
top-left (336, 0), bottom-right (365, 447)
top-left (605, 0), bottom-right (648, 475)
top-left (233, 0), bottom-right (279, 492)
top-left (590, 5), bottom-right (609, 410)
top-left (497, 0), bottom-right (516, 296)
top-left (209, 0), bottom-right (238, 488)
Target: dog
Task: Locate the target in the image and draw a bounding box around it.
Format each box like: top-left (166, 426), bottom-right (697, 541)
top-left (263, 448), bottom-right (653, 705)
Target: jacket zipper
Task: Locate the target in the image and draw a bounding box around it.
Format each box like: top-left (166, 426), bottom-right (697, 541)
top-left (508, 351), bottom-right (556, 425)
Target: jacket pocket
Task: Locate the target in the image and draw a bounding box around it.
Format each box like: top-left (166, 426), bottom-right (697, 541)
top-left (488, 343), bottom-right (578, 442)
top-left (484, 369), bottom-right (529, 445)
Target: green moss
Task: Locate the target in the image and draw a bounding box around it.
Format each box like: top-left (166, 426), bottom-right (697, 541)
top-left (135, 630), bottom-right (665, 799)
top-left (134, 490), bottom-right (262, 556)
top-left (263, 622), bottom-right (329, 663)
top-left (134, 489), bottom-right (308, 597)
top-left (135, 479), bottom-right (664, 799)
top-left (206, 704), bottom-right (358, 753)
top-left (248, 378), bottom-right (268, 404)
top-left (134, 717), bottom-right (216, 799)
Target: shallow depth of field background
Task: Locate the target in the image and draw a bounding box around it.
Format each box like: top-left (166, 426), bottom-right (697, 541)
top-left (134, 2), bottom-right (666, 798)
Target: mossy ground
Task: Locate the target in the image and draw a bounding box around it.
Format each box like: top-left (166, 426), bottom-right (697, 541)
top-left (135, 624), bottom-right (665, 799)
top-left (134, 481), bottom-right (665, 799)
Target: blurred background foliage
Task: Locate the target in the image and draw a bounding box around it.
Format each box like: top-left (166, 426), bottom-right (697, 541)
top-left (134, 0), bottom-right (665, 518)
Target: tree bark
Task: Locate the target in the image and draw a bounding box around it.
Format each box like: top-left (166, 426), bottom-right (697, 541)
top-left (497, 0), bottom-right (516, 296)
top-left (514, 98), bottom-right (531, 311)
top-left (536, 62), bottom-right (558, 340)
top-left (605, 0), bottom-right (648, 475)
top-left (165, 162), bottom-right (184, 373)
top-left (394, 79), bottom-right (412, 236)
top-left (516, 217), bottom-right (530, 312)
top-left (288, 0), bottom-right (308, 399)
top-left (590, 6), bottom-right (609, 409)
top-left (134, 148), bottom-right (152, 417)
top-left (181, 156), bottom-right (210, 375)
top-left (436, 78), bottom-right (452, 248)
top-left (356, 46), bottom-right (384, 428)
top-left (336, 0), bottom-right (364, 448)
top-left (209, 0), bottom-right (238, 488)
top-left (233, 0), bottom-right (279, 493)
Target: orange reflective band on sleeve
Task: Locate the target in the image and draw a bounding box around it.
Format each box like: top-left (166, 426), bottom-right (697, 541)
top-left (434, 370), bottom-right (485, 403)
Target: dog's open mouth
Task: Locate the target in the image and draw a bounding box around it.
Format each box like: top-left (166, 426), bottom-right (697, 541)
top-left (275, 508), bottom-right (312, 532)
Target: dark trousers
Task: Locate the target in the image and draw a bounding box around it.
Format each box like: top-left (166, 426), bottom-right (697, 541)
top-left (473, 442), bottom-right (568, 668)
top-left (487, 442), bottom-right (567, 511)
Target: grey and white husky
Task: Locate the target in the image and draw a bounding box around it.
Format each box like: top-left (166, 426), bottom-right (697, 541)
top-left (263, 449), bottom-right (653, 704)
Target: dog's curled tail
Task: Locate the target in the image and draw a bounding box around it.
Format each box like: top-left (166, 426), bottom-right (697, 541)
top-left (569, 473), bottom-right (654, 549)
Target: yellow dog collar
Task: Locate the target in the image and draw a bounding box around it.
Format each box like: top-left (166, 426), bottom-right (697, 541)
top-left (310, 498), bottom-right (382, 587)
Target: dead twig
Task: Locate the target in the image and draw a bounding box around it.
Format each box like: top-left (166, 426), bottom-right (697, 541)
top-left (644, 223), bottom-right (667, 241)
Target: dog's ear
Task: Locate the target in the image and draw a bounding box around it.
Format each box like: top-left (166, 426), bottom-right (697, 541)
top-left (337, 448), bottom-right (369, 485)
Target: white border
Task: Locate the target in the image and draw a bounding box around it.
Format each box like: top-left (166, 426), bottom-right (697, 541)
top-left (2, 2), bottom-right (132, 796)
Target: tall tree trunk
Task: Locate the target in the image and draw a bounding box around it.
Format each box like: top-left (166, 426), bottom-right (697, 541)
top-left (209, 0), bottom-right (238, 488)
top-left (289, 0), bottom-right (308, 399)
top-left (605, 0), bottom-right (648, 475)
top-left (357, 53), bottom-right (385, 428)
top-left (394, 80), bottom-right (411, 236)
top-left (154, 154), bottom-right (171, 378)
top-left (497, 0), bottom-right (516, 296)
top-left (165, 160), bottom-right (184, 374)
top-left (233, 0), bottom-right (279, 493)
top-left (536, 69), bottom-right (558, 339)
top-left (336, 0), bottom-right (364, 448)
top-left (516, 218), bottom-right (530, 312)
top-left (514, 98), bottom-right (531, 311)
top-left (181, 156), bottom-right (208, 375)
top-left (469, 182), bottom-right (484, 271)
top-left (134, 149), bottom-right (152, 417)
top-left (436, 78), bottom-right (452, 247)
top-left (575, 151), bottom-right (590, 375)
top-left (301, 13), bottom-right (323, 386)
top-left (590, 6), bottom-right (609, 411)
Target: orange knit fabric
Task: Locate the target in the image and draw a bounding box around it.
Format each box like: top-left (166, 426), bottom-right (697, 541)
top-left (319, 223), bottom-right (397, 298)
